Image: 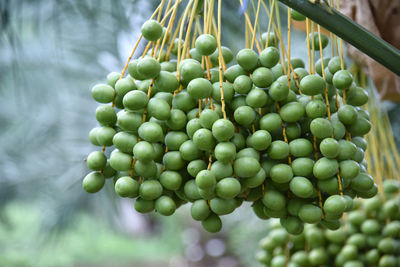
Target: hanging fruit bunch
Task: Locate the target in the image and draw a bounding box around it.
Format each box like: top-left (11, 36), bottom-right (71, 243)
top-left (82, 0), bottom-right (375, 234)
top-left (256, 179), bottom-right (400, 267)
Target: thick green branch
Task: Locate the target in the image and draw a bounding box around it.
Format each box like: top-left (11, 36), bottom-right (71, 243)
top-left (279, 0), bottom-right (400, 76)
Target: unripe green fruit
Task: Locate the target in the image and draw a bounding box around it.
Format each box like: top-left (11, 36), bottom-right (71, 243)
top-left (338, 105), bottom-right (357, 124)
top-left (159, 171), bottom-right (182, 191)
top-left (268, 140), bottom-right (289, 160)
top-left (95, 105), bottom-right (117, 126)
top-left (179, 60), bottom-right (204, 84)
top-left (137, 57), bottom-right (161, 79)
top-left (154, 71), bottom-right (179, 93)
top-left (201, 213), bottom-right (222, 233)
top-left (247, 130), bottom-right (272, 151)
top-left (224, 64), bottom-right (247, 83)
top-left (117, 110), bottom-right (142, 133)
top-left (187, 78), bottom-right (213, 99)
top-left (110, 150), bottom-right (132, 171)
top-left (210, 46), bottom-right (234, 66)
top-left (212, 82), bottom-right (235, 103)
top-left (281, 216), bottom-right (304, 235)
top-left (298, 204), bottom-right (322, 223)
top-left (138, 122), bottom-right (164, 143)
top-left (141, 19), bottom-right (163, 41)
top-left (139, 180), bottom-right (163, 200)
top-left (339, 160), bottom-right (360, 179)
top-left (313, 157), bottom-right (339, 179)
top-left (96, 126), bottom-right (116, 146)
top-left (319, 138), bottom-right (339, 158)
top-left (133, 141), bottom-right (155, 162)
top-left (306, 100), bottom-right (327, 119)
top-left (289, 138), bottom-right (313, 157)
top-left (214, 142), bottom-right (236, 162)
top-left (310, 118), bottom-right (333, 139)
top-left (165, 131), bottom-right (188, 151)
top-left (193, 128), bottom-right (215, 151)
top-left (241, 168), bottom-right (266, 188)
top-left (134, 160), bottom-right (157, 178)
top-left (83, 171), bottom-right (105, 193)
top-left (211, 118), bottom-right (235, 142)
top-left (260, 113), bottom-right (282, 132)
top-left (290, 176), bottom-right (314, 198)
top-left (300, 74), bottom-right (325, 96)
top-left (259, 47), bottom-right (280, 68)
top-left (234, 157), bottom-right (260, 178)
top-left (216, 177), bottom-right (241, 199)
top-left (348, 117), bottom-right (371, 136)
top-left (323, 195), bottom-right (347, 214)
top-left (195, 34), bottom-right (217, 55)
top-left (346, 86), bottom-right (369, 106)
top-left (236, 48), bottom-right (258, 70)
top-left (252, 67), bottom-right (273, 88)
top-left (107, 71), bottom-right (121, 87)
top-left (269, 80), bottom-right (289, 101)
top-left (86, 151), bottom-right (107, 171)
top-left (280, 102), bottom-right (305, 122)
top-left (123, 90), bottom-right (148, 110)
top-left (155, 196), bottom-right (176, 216)
top-left (262, 189), bottom-right (286, 211)
top-left (167, 108), bottom-right (188, 130)
top-left (328, 56), bottom-right (347, 74)
top-left (234, 106), bottom-right (256, 126)
top-left (195, 170), bottom-right (216, 190)
top-left (115, 176), bottom-right (139, 198)
top-left (246, 88), bottom-right (268, 108)
top-left (134, 197), bottom-right (155, 213)
top-left (210, 197), bottom-right (236, 215)
top-left (292, 157), bottom-right (314, 177)
top-left (163, 151), bottom-right (185, 171)
top-left (199, 109), bottom-right (219, 129)
top-left (91, 84), bottom-right (115, 103)
top-left (191, 199), bottom-right (211, 221)
top-left (333, 70), bottom-right (353, 90)
top-left (309, 32), bottom-right (328, 50)
top-left (270, 164), bottom-right (293, 183)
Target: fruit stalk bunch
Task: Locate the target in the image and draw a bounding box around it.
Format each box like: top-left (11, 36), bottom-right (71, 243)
top-left (256, 180), bottom-right (400, 267)
top-left (82, 2), bottom-right (374, 234)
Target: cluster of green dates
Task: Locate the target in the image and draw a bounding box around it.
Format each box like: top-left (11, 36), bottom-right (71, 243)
top-left (256, 179), bottom-right (400, 267)
top-left (83, 18), bottom-right (373, 233)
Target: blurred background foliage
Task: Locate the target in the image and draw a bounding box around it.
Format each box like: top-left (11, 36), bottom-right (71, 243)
top-left (0, 0), bottom-right (398, 266)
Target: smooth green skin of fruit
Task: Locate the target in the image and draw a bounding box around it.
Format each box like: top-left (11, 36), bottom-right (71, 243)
top-left (164, 131), bottom-right (188, 151)
top-left (292, 157), bottom-right (314, 177)
top-left (133, 141), bottom-right (155, 162)
top-left (110, 150), bottom-right (132, 171)
top-left (107, 71), bottom-right (121, 87)
top-left (348, 117), bottom-right (371, 136)
top-left (298, 204), bottom-right (322, 223)
top-left (179, 140), bottom-right (201, 161)
top-left (138, 122), bottom-right (164, 143)
top-left (291, 9), bottom-right (306, 21)
top-left (187, 78), bottom-right (213, 99)
top-left (115, 176), bottom-right (139, 198)
top-left (247, 130), bottom-right (272, 151)
top-left (339, 160), bottom-right (360, 179)
top-left (210, 46), bottom-right (234, 66)
top-left (117, 110), bottom-right (142, 133)
top-left (230, 95), bottom-right (247, 110)
top-left (241, 168), bottom-right (266, 188)
top-left (102, 162), bottom-right (116, 178)
top-left (179, 60), bottom-right (204, 84)
top-left (123, 90), bottom-right (148, 111)
top-left (159, 171), bottom-right (182, 191)
top-left (91, 84), bottom-right (115, 103)
top-left (147, 98), bottom-right (171, 120)
top-left (252, 67), bottom-right (273, 88)
top-left (310, 118), bottom-right (333, 139)
top-left (365, 249), bottom-right (379, 265)
top-left (246, 88), bottom-right (268, 108)
top-left (83, 172), bottom-right (105, 193)
top-left (216, 177), bottom-right (241, 199)
top-left (346, 86), bottom-right (369, 106)
top-left (289, 138), bottom-right (313, 157)
top-left (210, 197), bottom-right (236, 215)
top-left (318, 177), bottom-right (339, 195)
top-left (261, 32), bottom-right (279, 47)
top-left (333, 69), bottom-right (353, 90)
top-left (134, 197), bottom-right (155, 213)
top-left (137, 79), bottom-right (157, 97)
top-left (259, 47), bottom-right (280, 68)
top-left (328, 56), bottom-right (347, 74)
top-left (210, 119), bottom-right (234, 142)
top-left (313, 157), bottom-right (339, 180)
top-left (315, 57), bottom-right (330, 76)
top-left (309, 32), bottom-right (328, 50)
top-left (224, 64), bottom-right (247, 83)
top-left (281, 216), bottom-right (304, 235)
top-left (191, 200), bottom-right (211, 221)
top-left (305, 100), bottom-right (327, 119)
top-left (319, 138), bottom-right (339, 158)
top-left (139, 180), bottom-right (163, 200)
top-left (338, 104), bottom-right (357, 125)
top-left (230, 133), bottom-right (246, 150)
top-left (89, 127), bottom-right (101, 146)
top-left (172, 91), bottom-right (196, 113)
top-left (236, 147), bottom-right (260, 161)
top-left (199, 109), bottom-right (219, 129)
top-left (86, 151), bottom-right (107, 171)
top-left (234, 157), bottom-right (260, 178)
top-left (195, 170), bottom-right (216, 190)
top-left (269, 80), bottom-right (289, 101)
top-left (189, 47), bottom-right (202, 62)
top-left (137, 57), bottom-right (161, 79)
top-left (212, 82), bottom-right (235, 104)
top-left (323, 195), bottom-right (346, 214)
top-left (236, 48), bottom-right (258, 70)
top-left (290, 176), bottom-right (314, 198)
top-left (211, 160), bottom-right (233, 180)
top-left (291, 251), bottom-right (309, 266)
top-left (214, 142), bottom-right (236, 162)
top-left (271, 64), bottom-right (283, 79)
top-left (300, 74), bottom-right (325, 96)
top-left (187, 159), bottom-right (207, 177)
top-left (195, 34), bottom-right (217, 56)
top-left (270, 164), bottom-right (293, 184)
top-left (337, 140), bottom-right (357, 160)
top-left (155, 196), bottom-right (176, 216)
top-left (267, 140), bottom-right (289, 160)
top-left (234, 106), bottom-right (256, 126)
top-left (352, 173), bottom-right (374, 192)
top-left (360, 219), bottom-right (380, 235)
top-left (193, 128), bottom-right (215, 151)
top-left (141, 19), bottom-right (162, 41)
top-left (95, 105), bottom-right (117, 126)
top-left (280, 102), bottom-right (305, 122)
top-left (128, 60), bottom-right (148, 80)
top-left (262, 189), bottom-right (286, 211)
top-left (167, 109), bottom-right (188, 130)
top-left (134, 160), bottom-right (157, 178)
top-left (160, 61), bottom-right (176, 72)
top-left (154, 71), bottom-right (179, 93)
top-left (234, 75), bottom-right (253, 94)
top-left (201, 213), bottom-right (222, 233)
top-left (331, 119), bottom-right (346, 140)
top-left (260, 113), bottom-right (282, 132)
top-left (115, 77), bottom-right (136, 96)
top-left (162, 151), bottom-right (185, 171)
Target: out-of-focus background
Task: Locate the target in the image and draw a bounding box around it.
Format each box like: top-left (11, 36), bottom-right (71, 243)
top-left (0, 1), bottom-right (399, 267)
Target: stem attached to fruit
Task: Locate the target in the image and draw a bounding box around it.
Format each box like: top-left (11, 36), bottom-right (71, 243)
top-left (279, 0), bottom-right (400, 75)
